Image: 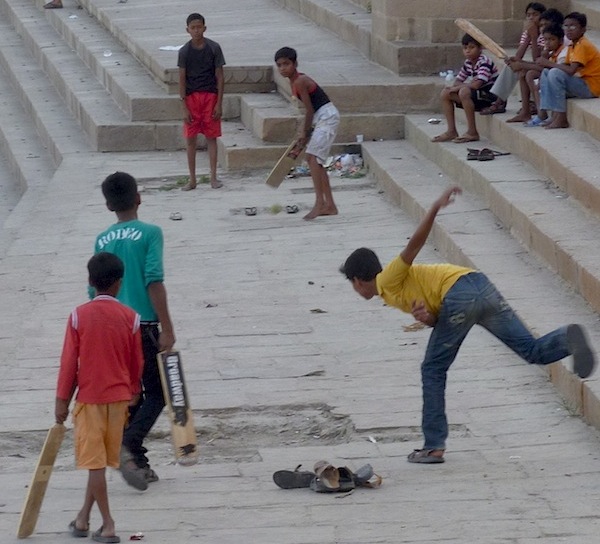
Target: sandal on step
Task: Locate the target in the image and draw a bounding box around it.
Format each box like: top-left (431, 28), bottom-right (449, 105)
top-left (466, 148), bottom-right (480, 160)
top-left (479, 99), bottom-right (506, 115)
top-left (407, 449), bottom-right (445, 464)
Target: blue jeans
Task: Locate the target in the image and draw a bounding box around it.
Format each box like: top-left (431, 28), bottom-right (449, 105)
top-left (421, 272), bottom-right (569, 450)
top-left (539, 67), bottom-right (596, 113)
top-left (122, 324), bottom-right (165, 468)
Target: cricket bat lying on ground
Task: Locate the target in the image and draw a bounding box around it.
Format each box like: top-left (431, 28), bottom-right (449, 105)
top-left (17, 423), bottom-right (66, 539)
top-left (265, 139), bottom-right (305, 188)
top-left (157, 351), bottom-right (200, 466)
top-left (455, 18), bottom-right (508, 60)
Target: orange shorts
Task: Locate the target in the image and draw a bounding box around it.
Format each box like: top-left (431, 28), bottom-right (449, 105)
top-left (72, 401), bottom-right (129, 470)
top-left (183, 91), bottom-right (222, 139)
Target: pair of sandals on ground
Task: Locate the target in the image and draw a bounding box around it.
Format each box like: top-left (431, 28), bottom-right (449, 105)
top-left (273, 460), bottom-right (382, 491)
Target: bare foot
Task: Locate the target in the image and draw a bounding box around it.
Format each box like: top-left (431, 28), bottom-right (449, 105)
top-left (544, 121), bottom-right (569, 129)
top-left (506, 113), bottom-right (531, 123)
top-left (452, 133), bottom-right (479, 143)
top-left (211, 180), bottom-right (223, 189)
top-left (431, 132), bottom-right (458, 143)
top-left (303, 206), bottom-right (338, 220)
top-left (181, 183), bottom-right (196, 191)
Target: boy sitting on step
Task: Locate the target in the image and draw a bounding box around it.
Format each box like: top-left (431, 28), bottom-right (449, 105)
top-left (431, 34), bottom-right (498, 144)
top-left (538, 11), bottom-right (600, 129)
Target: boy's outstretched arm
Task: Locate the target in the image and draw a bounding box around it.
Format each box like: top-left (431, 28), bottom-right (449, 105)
top-left (400, 186), bottom-right (462, 265)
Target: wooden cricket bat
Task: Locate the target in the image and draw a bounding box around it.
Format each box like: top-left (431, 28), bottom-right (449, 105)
top-left (455, 19), bottom-right (508, 60)
top-left (17, 423), bottom-right (66, 539)
top-left (157, 351), bottom-right (199, 466)
top-left (265, 138), bottom-right (305, 188)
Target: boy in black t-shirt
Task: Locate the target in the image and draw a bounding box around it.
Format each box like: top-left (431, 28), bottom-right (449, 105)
top-left (178, 13), bottom-right (226, 190)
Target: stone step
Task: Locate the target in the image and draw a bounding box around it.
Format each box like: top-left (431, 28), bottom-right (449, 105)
top-left (0, 8), bottom-right (86, 167)
top-left (217, 120), bottom-right (360, 170)
top-left (77, 0), bottom-right (275, 95)
top-left (240, 93), bottom-right (403, 143)
top-left (2, 0), bottom-right (181, 152)
top-left (470, 104), bottom-right (600, 219)
top-left (272, 69), bottom-right (443, 113)
top-left (361, 137), bottom-right (600, 428)
top-left (274, 0), bottom-right (372, 59)
top-left (273, 0), bottom-right (464, 75)
top-left (405, 113), bottom-right (600, 316)
top-left (43, 5), bottom-right (268, 118)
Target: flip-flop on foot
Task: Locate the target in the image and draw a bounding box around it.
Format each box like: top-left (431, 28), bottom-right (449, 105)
top-left (92, 527), bottom-right (120, 544)
top-left (452, 135), bottom-right (479, 144)
top-left (69, 520), bottom-right (89, 538)
top-left (407, 449), bottom-right (445, 464)
top-left (431, 133), bottom-right (457, 143)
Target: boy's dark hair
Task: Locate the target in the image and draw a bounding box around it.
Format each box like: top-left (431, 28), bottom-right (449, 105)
top-left (88, 252), bottom-right (124, 291)
top-left (540, 8), bottom-right (563, 25)
top-left (461, 33), bottom-right (481, 48)
top-left (101, 171), bottom-right (137, 212)
top-left (526, 3), bottom-right (546, 14)
top-left (543, 22), bottom-right (564, 41)
top-left (274, 46), bottom-right (297, 63)
top-left (339, 248), bottom-right (383, 281)
top-left (186, 13), bottom-right (205, 26)
top-left (564, 12), bottom-right (587, 28)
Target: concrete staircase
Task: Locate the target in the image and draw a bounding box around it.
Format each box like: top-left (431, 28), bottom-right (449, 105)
top-left (1, 0), bottom-right (600, 427)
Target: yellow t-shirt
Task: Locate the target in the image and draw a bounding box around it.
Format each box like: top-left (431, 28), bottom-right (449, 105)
top-left (376, 256), bottom-right (474, 317)
top-left (566, 36), bottom-right (600, 96)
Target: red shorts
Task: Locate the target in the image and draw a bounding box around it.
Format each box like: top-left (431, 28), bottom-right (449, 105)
top-left (183, 91), bottom-right (222, 139)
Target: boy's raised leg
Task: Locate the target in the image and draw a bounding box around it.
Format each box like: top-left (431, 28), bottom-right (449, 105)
top-left (183, 136), bottom-right (198, 191)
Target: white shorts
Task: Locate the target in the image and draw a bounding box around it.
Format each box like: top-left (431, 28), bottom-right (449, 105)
top-left (306, 102), bottom-right (340, 165)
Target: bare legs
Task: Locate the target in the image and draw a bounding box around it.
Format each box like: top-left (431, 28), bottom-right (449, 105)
top-left (303, 153), bottom-right (338, 220)
top-left (74, 469), bottom-right (117, 539)
top-left (432, 87), bottom-right (479, 143)
top-left (183, 136), bottom-right (222, 191)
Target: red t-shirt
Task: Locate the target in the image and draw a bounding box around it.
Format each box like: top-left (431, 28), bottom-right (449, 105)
top-left (56, 295), bottom-right (144, 404)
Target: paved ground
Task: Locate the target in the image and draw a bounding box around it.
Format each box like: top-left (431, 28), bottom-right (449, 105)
top-left (1, 150), bottom-right (600, 543)
top-left (1, 0), bottom-right (600, 542)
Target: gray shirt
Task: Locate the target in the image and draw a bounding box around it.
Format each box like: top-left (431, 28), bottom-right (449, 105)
top-left (178, 38), bottom-right (226, 95)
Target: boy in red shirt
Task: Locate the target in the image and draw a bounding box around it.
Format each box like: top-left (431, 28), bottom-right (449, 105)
top-left (56, 252), bottom-right (144, 543)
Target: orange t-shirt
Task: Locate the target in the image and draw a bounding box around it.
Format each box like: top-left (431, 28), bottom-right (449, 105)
top-left (566, 36), bottom-right (600, 96)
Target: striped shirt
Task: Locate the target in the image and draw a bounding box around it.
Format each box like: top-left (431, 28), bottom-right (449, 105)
top-left (456, 54), bottom-right (498, 85)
